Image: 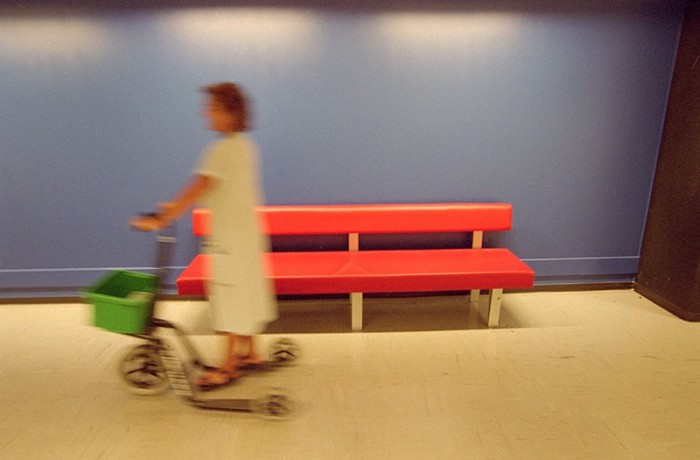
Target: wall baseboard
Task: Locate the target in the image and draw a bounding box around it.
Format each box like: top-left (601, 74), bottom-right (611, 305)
top-left (0, 282), bottom-right (635, 305)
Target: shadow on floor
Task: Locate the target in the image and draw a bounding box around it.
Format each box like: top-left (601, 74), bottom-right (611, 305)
top-left (263, 295), bottom-right (510, 334)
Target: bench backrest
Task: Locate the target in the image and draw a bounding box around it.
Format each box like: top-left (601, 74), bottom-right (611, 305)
top-left (192, 203), bottom-right (512, 237)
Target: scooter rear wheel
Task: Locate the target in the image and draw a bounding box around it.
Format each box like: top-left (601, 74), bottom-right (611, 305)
top-left (114, 343), bottom-right (169, 396)
top-left (253, 388), bottom-right (294, 420)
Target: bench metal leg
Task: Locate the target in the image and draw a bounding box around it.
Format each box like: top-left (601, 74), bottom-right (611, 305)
top-left (470, 289), bottom-right (480, 304)
top-left (487, 289), bottom-right (503, 327)
top-left (351, 292), bottom-right (363, 331)
top-left (470, 232), bottom-right (484, 305)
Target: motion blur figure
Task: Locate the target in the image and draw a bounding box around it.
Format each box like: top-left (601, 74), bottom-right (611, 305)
top-left (131, 82), bottom-right (277, 389)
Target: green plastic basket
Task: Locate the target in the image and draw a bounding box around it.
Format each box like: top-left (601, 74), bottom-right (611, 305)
top-left (84, 270), bottom-right (158, 334)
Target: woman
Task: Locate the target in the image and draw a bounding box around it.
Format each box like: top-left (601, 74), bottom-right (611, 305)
top-left (131, 82), bottom-right (277, 389)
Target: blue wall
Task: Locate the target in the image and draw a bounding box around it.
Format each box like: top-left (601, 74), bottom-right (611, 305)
top-left (0, 1), bottom-right (686, 296)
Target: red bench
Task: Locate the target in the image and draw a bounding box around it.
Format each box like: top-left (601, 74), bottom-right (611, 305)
top-left (176, 203), bottom-right (535, 330)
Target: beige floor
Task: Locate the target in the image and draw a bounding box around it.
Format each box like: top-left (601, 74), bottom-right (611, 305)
top-left (1, 290), bottom-right (699, 459)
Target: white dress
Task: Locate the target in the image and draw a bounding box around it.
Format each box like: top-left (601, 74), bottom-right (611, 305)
top-left (195, 133), bottom-right (277, 335)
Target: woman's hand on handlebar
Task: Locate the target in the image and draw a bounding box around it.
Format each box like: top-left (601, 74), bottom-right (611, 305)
top-left (130, 201), bottom-right (180, 231)
top-left (130, 213), bottom-right (167, 232)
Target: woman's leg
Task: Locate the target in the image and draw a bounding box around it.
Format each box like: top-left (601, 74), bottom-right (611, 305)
top-left (237, 335), bottom-right (265, 365)
top-left (195, 332), bottom-right (242, 387)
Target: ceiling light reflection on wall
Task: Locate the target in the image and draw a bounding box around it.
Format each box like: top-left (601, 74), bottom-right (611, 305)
top-left (161, 8), bottom-right (320, 62)
top-left (375, 12), bottom-right (524, 56)
top-left (0, 17), bottom-right (109, 66)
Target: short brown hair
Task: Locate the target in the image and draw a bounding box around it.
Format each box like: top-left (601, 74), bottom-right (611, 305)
top-left (203, 82), bottom-right (251, 131)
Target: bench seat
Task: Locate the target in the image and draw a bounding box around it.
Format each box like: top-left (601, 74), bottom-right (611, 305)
top-left (178, 249), bottom-right (534, 295)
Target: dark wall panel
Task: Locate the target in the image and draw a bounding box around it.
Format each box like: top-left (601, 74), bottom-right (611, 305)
top-left (636, 0), bottom-right (700, 320)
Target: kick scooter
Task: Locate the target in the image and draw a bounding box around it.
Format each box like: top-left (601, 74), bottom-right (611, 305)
top-left (85, 218), bottom-right (298, 419)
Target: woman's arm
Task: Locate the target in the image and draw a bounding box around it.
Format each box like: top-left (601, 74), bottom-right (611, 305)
top-left (131, 174), bottom-right (212, 231)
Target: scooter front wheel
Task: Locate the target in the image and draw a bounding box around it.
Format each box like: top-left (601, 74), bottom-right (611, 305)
top-left (269, 338), bottom-right (299, 365)
top-left (114, 343), bottom-right (169, 396)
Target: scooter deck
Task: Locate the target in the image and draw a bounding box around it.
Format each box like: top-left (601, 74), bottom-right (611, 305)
top-left (191, 397), bottom-right (254, 412)
top-left (188, 393), bottom-right (293, 418)
top-left (198, 360), bottom-right (287, 376)
top-left (239, 361), bottom-right (286, 373)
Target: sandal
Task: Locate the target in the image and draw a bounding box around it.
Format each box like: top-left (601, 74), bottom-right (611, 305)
top-left (195, 367), bottom-right (241, 391)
